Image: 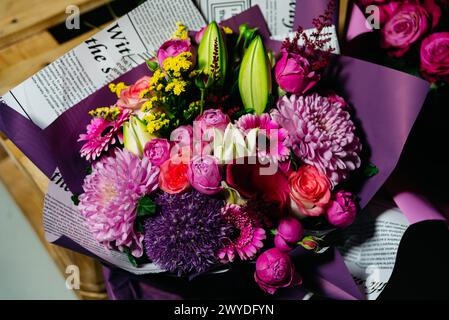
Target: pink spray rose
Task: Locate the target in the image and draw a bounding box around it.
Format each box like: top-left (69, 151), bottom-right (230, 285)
top-left (420, 32), bottom-right (449, 83)
top-left (143, 138), bottom-right (170, 167)
top-left (116, 76), bottom-right (151, 111)
top-left (274, 217), bottom-right (304, 253)
top-left (170, 125), bottom-right (193, 158)
top-left (195, 109), bottom-right (230, 135)
top-left (381, 2), bottom-right (440, 57)
top-left (187, 155), bottom-right (222, 195)
top-left (274, 50), bottom-right (320, 94)
top-left (157, 39), bottom-right (195, 67)
top-left (289, 165), bottom-right (331, 217)
top-left (254, 248), bottom-right (302, 295)
top-left (326, 191), bottom-right (357, 228)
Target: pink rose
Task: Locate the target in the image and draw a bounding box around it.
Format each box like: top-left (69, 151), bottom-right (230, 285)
top-left (274, 217), bottom-right (304, 253)
top-left (274, 50), bottom-right (320, 94)
top-left (420, 32), bottom-right (449, 83)
top-left (143, 138), bottom-right (170, 167)
top-left (289, 165), bottom-right (331, 217)
top-left (157, 39), bottom-right (195, 67)
top-left (195, 109), bottom-right (230, 134)
top-left (254, 248), bottom-right (302, 295)
top-left (194, 25), bottom-right (207, 44)
top-left (326, 191), bottom-right (357, 228)
top-left (116, 76), bottom-right (151, 111)
top-left (381, 2), bottom-right (440, 57)
top-left (158, 156), bottom-right (190, 194)
top-left (170, 125), bottom-right (193, 158)
top-left (187, 155), bottom-right (222, 195)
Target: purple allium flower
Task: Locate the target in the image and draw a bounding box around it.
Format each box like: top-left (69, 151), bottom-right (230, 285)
top-left (144, 190), bottom-right (230, 275)
top-left (271, 94), bottom-right (362, 186)
top-left (79, 149), bottom-right (160, 257)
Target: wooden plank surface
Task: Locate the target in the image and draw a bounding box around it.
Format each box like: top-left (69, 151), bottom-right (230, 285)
top-left (0, 24), bottom-right (104, 94)
top-left (0, 0), bottom-right (110, 49)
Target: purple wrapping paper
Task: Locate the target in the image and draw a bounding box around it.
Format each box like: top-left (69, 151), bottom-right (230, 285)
top-left (0, 5), bottom-right (432, 300)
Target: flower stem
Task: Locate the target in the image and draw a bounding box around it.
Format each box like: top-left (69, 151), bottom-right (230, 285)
top-left (200, 89), bottom-right (205, 114)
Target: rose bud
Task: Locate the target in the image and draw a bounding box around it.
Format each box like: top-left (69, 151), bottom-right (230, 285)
top-left (123, 116), bottom-right (155, 158)
top-left (274, 217), bottom-right (304, 252)
top-left (239, 35), bottom-right (272, 115)
top-left (326, 191), bottom-right (357, 228)
top-left (289, 165), bottom-right (331, 218)
top-left (198, 21), bottom-right (228, 85)
top-left (143, 138), bottom-right (170, 167)
top-left (254, 248), bottom-right (302, 295)
top-left (299, 236), bottom-right (319, 252)
top-left (420, 32), bottom-right (449, 83)
top-left (157, 38), bottom-right (195, 67)
top-left (274, 49), bottom-right (319, 94)
top-left (187, 155), bottom-right (222, 195)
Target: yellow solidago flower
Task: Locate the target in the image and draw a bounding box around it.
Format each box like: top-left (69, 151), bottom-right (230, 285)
top-left (108, 82), bottom-right (128, 98)
top-left (163, 52), bottom-right (192, 77)
top-left (89, 106), bottom-right (121, 121)
top-left (141, 96), bottom-right (167, 113)
top-left (172, 22), bottom-right (189, 39)
top-left (222, 26), bottom-right (233, 35)
top-left (184, 101), bottom-right (200, 119)
top-left (165, 79), bottom-right (188, 96)
top-left (143, 112), bottom-right (170, 134)
top-left (149, 69), bottom-right (166, 91)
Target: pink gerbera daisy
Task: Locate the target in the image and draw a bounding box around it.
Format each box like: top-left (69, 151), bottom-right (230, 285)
top-left (236, 113), bottom-right (290, 162)
top-left (78, 108), bottom-right (130, 161)
top-left (217, 204), bottom-right (266, 263)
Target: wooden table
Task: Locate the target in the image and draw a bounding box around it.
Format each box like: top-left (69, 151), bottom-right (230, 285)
top-left (0, 0), bottom-right (113, 300)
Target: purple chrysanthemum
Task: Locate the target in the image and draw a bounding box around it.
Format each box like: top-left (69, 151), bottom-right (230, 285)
top-left (79, 149), bottom-right (159, 257)
top-left (144, 190), bottom-right (231, 276)
top-left (271, 93), bottom-right (361, 186)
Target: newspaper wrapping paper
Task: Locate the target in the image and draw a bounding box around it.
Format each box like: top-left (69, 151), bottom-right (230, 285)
top-left (0, 0), bottom-right (437, 299)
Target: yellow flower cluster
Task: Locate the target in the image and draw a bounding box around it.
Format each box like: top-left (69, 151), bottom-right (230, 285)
top-left (222, 26), bottom-right (233, 35)
top-left (165, 78), bottom-right (188, 96)
top-left (149, 69), bottom-right (166, 91)
top-left (163, 52), bottom-right (192, 78)
top-left (88, 106), bottom-right (121, 120)
top-left (108, 82), bottom-right (128, 98)
top-left (141, 96), bottom-right (167, 113)
top-left (172, 22), bottom-right (189, 40)
top-left (184, 101), bottom-right (200, 119)
top-left (143, 112), bottom-right (170, 134)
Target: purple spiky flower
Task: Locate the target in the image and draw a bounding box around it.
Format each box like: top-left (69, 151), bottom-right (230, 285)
top-left (143, 190), bottom-right (230, 276)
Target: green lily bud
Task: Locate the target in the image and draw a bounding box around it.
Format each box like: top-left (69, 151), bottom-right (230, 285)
top-left (198, 21), bottom-right (228, 85)
top-left (238, 35), bottom-right (272, 115)
top-left (123, 116), bottom-right (154, 158)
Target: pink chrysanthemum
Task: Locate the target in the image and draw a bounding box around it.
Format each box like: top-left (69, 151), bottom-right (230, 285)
top-left (217, 204), bottom-right (266, 263)
top-left (236, 113), bottom-right (290, 162)
top-left (271, 93), bottom-right (361, 186)
top-left (78, 109), bottom-right (130, 161)
top-left (79, 149), bottom-right (159, 257)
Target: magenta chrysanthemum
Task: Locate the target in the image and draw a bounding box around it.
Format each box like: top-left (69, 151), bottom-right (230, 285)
top-left (144, 190), bottom-right (230, 275)
top-left (236, 113), bottom-right (290, 162)
top-left (271, 93), bottom-right (361, 186)
top-left (217, 204), bottom-right (266, 263)
top-left (79, 149), bottom-right (159, 257)
top-left (78, 108), bottom-right (130, 161)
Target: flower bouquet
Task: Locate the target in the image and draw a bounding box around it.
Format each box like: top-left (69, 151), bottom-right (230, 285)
top-left (0, 0), bottom-right (432, 299)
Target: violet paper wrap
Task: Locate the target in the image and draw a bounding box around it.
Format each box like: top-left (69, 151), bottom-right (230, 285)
top-left (0, 6), bottom-right (429, 300)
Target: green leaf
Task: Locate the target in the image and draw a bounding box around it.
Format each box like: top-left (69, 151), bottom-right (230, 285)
top-left (71, 194), bottom-right (80, 206)
top-left (137, 196), bottom-right (157, 217)
top-left (146, 59), bottom-right (159, 72)
top-left (123, 247), bottom-right (138, 267)
top-left (364, 163), bottom-right (379, 178)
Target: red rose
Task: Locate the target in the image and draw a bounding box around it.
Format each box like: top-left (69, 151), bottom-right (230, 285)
top-left (289, 165), bottom-right (331, 217)
top-left (158, 156), bottom-right (190, 194)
